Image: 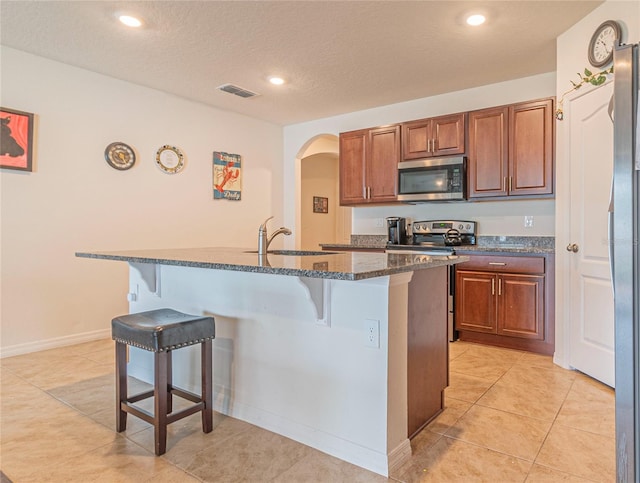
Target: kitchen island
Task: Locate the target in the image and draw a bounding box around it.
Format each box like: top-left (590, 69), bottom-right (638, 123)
top-left (76, 247), bottom-right (467, 476)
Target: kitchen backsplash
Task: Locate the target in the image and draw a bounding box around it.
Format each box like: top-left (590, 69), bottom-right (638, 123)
top-left (351, 199), bottom-right (556, 237)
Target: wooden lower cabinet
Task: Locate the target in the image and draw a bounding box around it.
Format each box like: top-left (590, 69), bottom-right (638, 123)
top-left (498, 273), bottom-right (544, 339)
top-left (455, 254), bottom-right (554, 355)
top-left (455, 271), bottom-right (497, 333)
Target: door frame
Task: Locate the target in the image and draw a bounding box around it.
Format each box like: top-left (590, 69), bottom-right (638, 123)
top-left (293, 134), bottom-right (351, 250)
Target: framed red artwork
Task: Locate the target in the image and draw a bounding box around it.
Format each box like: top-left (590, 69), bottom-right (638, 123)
top-left (1, 107), bottom-right (34, 172)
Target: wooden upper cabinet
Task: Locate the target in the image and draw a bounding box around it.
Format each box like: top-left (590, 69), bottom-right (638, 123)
top-left (509, 99), bottom-right (554, 196)
top-left (468, 97), bottom-right (554, 199)
top-left (468, 107), bottom-right (508, 198)
top-left (432, 114), bottom-right (466, 156)
top-left (339, 125), bottom-right (399, 205)
top-left (339, 129), bottom-right (367, 204)
top-left (368, 125), bottom-right (400, 202)
top-left (402, 113), bottom-right (465, 160)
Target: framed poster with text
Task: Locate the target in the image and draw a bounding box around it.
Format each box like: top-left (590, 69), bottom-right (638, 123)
top-left (213, 151), bottom-right (242, 200)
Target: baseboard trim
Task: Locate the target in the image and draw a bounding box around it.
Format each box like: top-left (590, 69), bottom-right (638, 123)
top-left (0, 329), bottom-right (111, 358)
top-left (388, 438), bottom-right (412, 476)
top-left (214, 396), bottom-right (391, 476)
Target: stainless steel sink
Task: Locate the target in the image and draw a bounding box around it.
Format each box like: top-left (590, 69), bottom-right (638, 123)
top-left (244, 250), bottom-right (338, 256)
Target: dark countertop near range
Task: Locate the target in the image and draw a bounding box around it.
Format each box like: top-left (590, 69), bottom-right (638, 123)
top-left (76, 247), bottom-right (468, 281)
top-left (320, 235), bottom-right (556, 255)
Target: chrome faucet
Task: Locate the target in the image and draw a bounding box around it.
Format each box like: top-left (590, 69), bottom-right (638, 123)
top-left (258, 216), bottom-right (292, 255)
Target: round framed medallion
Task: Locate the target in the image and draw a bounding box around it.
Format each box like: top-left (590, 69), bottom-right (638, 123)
top-left (587, 20), bottom-right (621, 68)
top-left (155, 145), bottom-right (185, 174)
top-left (104, 142), bottom-right (136, 170)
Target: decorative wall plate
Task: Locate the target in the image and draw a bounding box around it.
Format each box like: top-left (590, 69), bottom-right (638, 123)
top-left (104, 142), bottom-right (136, 170)
top-left (155, 145), bottom-right (185, 174)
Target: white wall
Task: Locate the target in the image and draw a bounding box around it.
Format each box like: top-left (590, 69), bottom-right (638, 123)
top-left (0, 47), bottom-right (283, 356)
top-left (283, 72), bottom-right (557, 240)
top-left (554, 0), bottom-right (640, 367)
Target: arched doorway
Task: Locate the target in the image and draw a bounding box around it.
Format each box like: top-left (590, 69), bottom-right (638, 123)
top-left (296, 134), bottom-right (351, 250)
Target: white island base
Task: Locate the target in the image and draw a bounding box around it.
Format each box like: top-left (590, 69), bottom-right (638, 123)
top-left (124, 262), bottom-right (447, 477)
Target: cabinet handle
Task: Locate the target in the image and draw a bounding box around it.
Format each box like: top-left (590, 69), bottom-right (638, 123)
top-left (367, 186), bottom-right (371, 199)
top-left (427, 139), bottom-right (431, 153)
top-left (509, 177), bottom-right (513, 192)
top-left (432, 138), bottom-right (437, 152)
top-left (498, 278), bottom-right (502, 296)
top-left (488, 262), bottom-right (507, 266)
top-left (503, 177), bottom-right (507, 192)
top-left (491, 278), bottom-right (495, 296)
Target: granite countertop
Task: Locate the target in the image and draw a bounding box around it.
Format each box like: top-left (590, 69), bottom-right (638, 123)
top-left (458, 236), bottom-right (555, 254)
top-left (76, 247), bottom-right (468, 281)
top-left (321, 235), bottom-right (555, 254)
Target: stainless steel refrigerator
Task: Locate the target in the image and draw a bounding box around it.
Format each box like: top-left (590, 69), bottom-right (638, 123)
top-left (612, 41), bottom-right (639, 482)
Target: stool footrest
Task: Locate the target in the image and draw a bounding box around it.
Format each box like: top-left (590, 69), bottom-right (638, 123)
top-left (167, 402), bottom-right (205, 424)
top-left (127, 390), bottom-right (155, 404)
top-left (122, 403), bottom-right (155, 425)
top-left (122, 387), bottom-right (205, 426)
top-left (171, 387), bottom-right (201, 404)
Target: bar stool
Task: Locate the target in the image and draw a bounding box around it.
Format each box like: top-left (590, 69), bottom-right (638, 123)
top-left (111, 308), bottom-right (215, 455)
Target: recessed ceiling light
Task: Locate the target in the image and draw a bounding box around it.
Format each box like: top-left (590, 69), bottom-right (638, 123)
top-left (466, 14), bottom-right (486, 26)
top-left (269, 76), bottom-right (285, 86)
top-left (119, 15), bottom-right (142, 28)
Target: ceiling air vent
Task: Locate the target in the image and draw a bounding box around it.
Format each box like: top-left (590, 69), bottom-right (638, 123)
top-left (217, 84), bottom-right (260, 99)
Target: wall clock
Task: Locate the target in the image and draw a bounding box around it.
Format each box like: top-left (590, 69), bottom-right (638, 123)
top-left (104, 142), bottom-right (136, 170)
top-left (588, 20), bottom-right (621, 68)
top-left (155, 145), bottom-right (185, 174)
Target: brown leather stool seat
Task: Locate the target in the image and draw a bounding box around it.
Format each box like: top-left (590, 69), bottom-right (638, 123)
top-left (111, 308), bottom-right (215, 455)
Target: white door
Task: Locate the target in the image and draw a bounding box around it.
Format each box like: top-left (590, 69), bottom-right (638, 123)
top-left (568, 82), bottom-right (615, 387)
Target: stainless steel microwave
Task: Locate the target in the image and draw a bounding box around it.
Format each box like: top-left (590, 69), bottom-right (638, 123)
top-left (397, 156), bottom-right (466, 202)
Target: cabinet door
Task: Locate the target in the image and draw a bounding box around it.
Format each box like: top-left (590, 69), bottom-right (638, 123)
top-left (498, 274), bottom-right (545, 340)
top-left (455, 270), bottom-right (497, 333)
top-left (401, 119), bottom-right (431, 160)
top-left (339, 130), bottom-right (367, 205)
top-left (468, 107), bottom-right (509, 198)
top-left (508, 99), bottom-right (554, 196)
top-left (432, 113), bottom-right (466, 156)
top-left (368, 125), bottom-right (400, 202)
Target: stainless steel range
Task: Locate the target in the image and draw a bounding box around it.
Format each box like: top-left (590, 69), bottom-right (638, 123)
top-left (385, 220), bottom-right (478, 341)
top-left (386, 219), bottom-right (477, 254)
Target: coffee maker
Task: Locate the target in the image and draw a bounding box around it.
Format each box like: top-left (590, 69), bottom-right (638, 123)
top-left (386, 217), bottom-right (407, 245)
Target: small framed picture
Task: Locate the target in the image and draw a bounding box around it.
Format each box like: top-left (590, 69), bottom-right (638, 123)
top-left (1, 107), bottom-right (34, 172)
top-left (313, 196), bottom-right (328, 214)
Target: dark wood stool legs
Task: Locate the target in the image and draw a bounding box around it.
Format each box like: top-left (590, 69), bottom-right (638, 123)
top-left (202, 340), bottom-right (213, 433)
top-left (115, 341), bottom-right (128, 432)
top-left (115, 340), bottom-right (213, 455)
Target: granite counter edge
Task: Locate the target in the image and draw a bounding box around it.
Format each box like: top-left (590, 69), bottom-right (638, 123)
top-left (75, 251), bottom-right (467, 281)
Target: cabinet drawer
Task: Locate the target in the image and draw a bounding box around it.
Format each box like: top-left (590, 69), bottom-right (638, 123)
top-left (457, 255), bottom-right (544, 274)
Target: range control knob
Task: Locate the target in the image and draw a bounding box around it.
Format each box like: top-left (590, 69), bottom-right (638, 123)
top-left (458, 224), bottom-right (464, 230)
top-left (466, 224), bottom-right (471, 230)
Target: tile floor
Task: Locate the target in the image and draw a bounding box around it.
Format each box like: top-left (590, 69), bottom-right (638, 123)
top-left (1, 339), bottom-right (615, 482)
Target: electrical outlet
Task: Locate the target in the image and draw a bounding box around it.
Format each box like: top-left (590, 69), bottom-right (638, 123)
top-left (524, 216), bottom-right (534, 228)
top-left (364, 319), bottom-right (380, 348)
top-left (374, 218), bottom-right (384, 228)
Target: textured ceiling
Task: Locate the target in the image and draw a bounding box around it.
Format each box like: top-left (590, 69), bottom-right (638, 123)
top-left (0, 1), bottom-right (601, 125)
